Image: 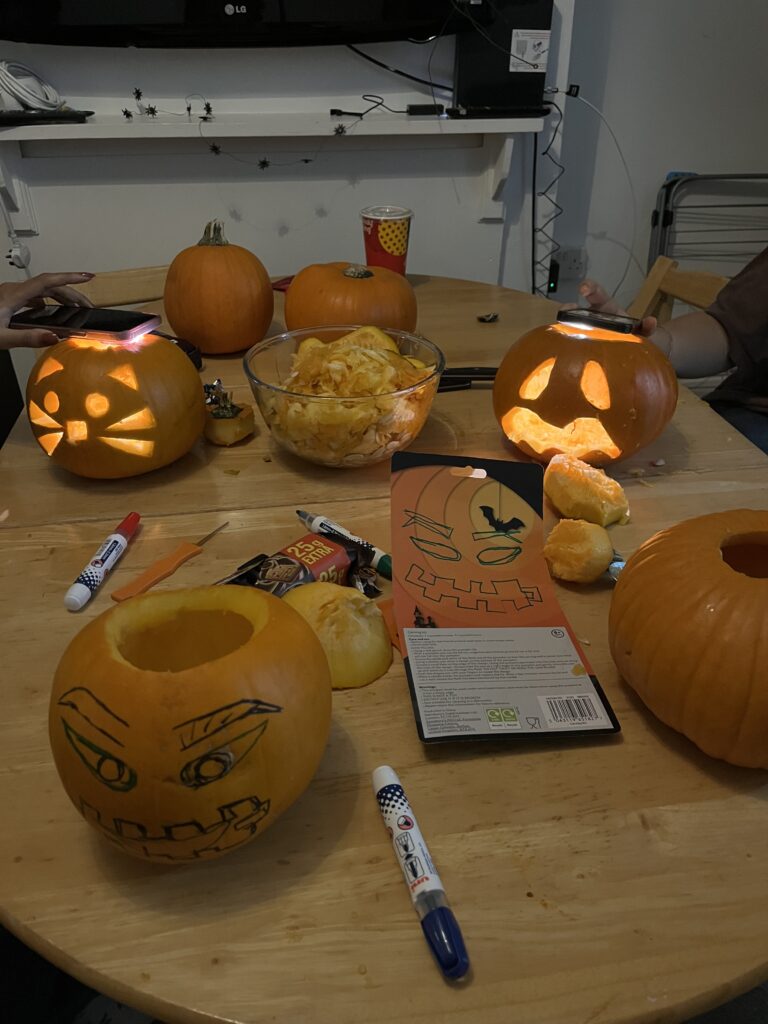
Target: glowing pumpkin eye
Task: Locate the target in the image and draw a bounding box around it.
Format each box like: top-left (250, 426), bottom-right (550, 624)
top-left (580, 361), bottom-right (611, 410)
top-left (35, 357), bottom-right (64, 383)
top-left (85, 392), bottom-right (110, 417)
top-left (44, 391), bottom-right (60, 414)
top-left (107, 364), bottom-right (139, 390)
top-left (519, 358), bottom-right (555, 400)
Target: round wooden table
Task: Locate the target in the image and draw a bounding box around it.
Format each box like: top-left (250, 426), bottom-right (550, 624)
top-left (1, 276), bottom-right (767, 1024)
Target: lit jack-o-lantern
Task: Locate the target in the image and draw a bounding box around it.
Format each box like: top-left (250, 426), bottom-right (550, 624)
top-left (493, 310), bottom-right (678, 466)
top-left (26, 334), bottom-right (205, 479)
top-left (48, 586), bottom-right (332, 862)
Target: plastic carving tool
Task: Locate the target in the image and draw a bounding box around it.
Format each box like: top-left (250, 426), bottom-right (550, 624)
top-left (111, 521), bottom-right (229, 602)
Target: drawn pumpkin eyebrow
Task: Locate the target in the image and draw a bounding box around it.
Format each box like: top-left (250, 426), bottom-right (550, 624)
top-left (173, 699), bottom-right (283, 751)
top-left (57, 687), bottom-right (129, 748)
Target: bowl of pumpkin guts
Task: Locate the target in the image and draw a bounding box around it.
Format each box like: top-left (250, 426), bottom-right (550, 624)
top-left (243, 325), bottom-right (445, 467)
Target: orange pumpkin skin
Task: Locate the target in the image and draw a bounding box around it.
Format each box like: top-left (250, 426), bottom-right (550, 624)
top-left (284, 262), bottom-right (417, 335)
top-left (609, 509), bottom-right (768, 769)
top-left (164, 220), bottom-right (274, 355)
top-left (49, 586), bottom-right (332, 862)
top-left (26, 334), bottom-right (205, 479)
top-left (493, 322), bottom-right (678, 466)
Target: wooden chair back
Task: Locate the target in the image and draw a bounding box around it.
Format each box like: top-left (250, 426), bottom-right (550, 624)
top-left (626, 256), bottom-right (729, 323)
top-left (74, 266), bottom-right (168, 307)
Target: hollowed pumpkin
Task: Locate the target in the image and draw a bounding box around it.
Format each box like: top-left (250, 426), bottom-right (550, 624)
top-left (49, 586), bottom-right (332, 862)
top-left (284, 262), bottom-right (417, 336)
top-left (609, 509), bottom-right (768, 768)
top-left (493, 317), bottom-right (678, 466)
top-left (26, 333), bottom-right (205, 479)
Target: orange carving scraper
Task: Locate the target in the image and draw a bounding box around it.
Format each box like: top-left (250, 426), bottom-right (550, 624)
top-left (111, 521), bottom-right (229, 602)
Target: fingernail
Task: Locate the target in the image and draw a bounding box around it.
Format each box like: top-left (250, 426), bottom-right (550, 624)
top-left (79, 272), bottom-right (95, 279)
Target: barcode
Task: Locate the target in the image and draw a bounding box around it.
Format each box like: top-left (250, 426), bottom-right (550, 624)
top-left (544, 695), bottom-right (599, 723)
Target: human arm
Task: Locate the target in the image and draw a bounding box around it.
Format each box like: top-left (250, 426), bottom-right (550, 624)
top-left (577, 279), bottom-right (731, 378)
top-left (0, 272), bottom-right (94, 350)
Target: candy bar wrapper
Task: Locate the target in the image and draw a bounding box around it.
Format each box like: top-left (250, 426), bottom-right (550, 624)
top-left (220, 532), bottom-right (380, 598)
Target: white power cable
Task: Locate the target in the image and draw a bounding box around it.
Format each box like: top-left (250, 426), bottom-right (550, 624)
top-left (0, 60), bottom-right (62, 111)
top-left (570, 92), bottom-right (641, 299)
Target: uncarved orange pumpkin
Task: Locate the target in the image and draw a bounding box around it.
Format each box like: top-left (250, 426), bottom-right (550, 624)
top-left (49, 586), bottom-right (332, 862)
top-left (493, 319), bottom-right (678, 466)
top-left (284, 262), bottom-right (417, 335)
top-left (164, 220), bottom-right (274, 355)
top-left (26, 333), bottom-right (205, 479)
top-left (609, 509), bottom-right (768, 769)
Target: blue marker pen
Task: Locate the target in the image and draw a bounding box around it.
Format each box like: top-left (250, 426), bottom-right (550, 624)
top-left (372, 765), bottom-right (470, 980)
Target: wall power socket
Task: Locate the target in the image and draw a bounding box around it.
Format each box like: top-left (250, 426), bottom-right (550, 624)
top-left (558, 247), bottom-right (588, 281)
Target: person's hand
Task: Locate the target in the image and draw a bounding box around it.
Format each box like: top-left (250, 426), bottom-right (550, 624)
top-left (0, 272), bottom-right (95, 350)
top-left (561, 278), bottom-right (657, 338)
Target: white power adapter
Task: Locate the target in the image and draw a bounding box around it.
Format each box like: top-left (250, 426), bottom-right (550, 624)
top-left (6, 239), bottom-right (31, 269)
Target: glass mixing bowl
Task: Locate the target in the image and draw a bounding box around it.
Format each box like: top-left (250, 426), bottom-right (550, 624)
top-left (243, 325), bottom-right (445, 468)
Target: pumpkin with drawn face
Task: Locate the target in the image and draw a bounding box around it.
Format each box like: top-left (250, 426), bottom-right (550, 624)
top-left (48, 586), bottom-right (332, 863)
top-left (26, 334), bottom-right (205, 479)
top-left (493, 312), bottom-right (678, 466)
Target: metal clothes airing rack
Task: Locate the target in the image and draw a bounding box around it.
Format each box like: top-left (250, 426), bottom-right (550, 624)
top-left (647, 172), bottom-right (768, 274)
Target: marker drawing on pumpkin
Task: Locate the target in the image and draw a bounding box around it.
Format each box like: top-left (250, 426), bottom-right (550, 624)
top-left (64, 512), bottom-right (141, 612)
top-left (58, 694), bottom-right (284, 861)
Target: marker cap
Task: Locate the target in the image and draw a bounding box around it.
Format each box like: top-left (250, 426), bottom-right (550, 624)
top-left (116, 511), bottom-right (141, 540)
top-left (374, 552), bottom-right (392, 579)
top-left (64, 583), bottom-right (92, 612)
top-left (421, 906), bottom-right (470, 980)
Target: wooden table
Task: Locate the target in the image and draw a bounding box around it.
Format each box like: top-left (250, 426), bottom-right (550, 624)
top-left (1, 276), bottom-right (767, 1024)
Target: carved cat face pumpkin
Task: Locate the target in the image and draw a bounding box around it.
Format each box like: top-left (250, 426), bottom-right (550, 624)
top-left (26, 334), bottom-right (205, 479)
top-left (493, 320), bottom-right (678, 466)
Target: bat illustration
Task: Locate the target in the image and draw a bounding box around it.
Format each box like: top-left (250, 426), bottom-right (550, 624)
top-left (480, 506), bottom-right (525, 534)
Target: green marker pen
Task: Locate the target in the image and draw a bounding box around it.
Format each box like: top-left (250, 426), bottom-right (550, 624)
top-left (296, 509), bottom-right (392, 579)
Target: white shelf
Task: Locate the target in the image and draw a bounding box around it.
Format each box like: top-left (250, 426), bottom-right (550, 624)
top-left (0, 111), bottom-right (544, 143)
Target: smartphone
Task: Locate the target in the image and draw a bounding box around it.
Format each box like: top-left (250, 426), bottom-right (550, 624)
top-left (557, 308), bottom-right (643, 334)
top-left (8, 305), bottom-right (161, 342)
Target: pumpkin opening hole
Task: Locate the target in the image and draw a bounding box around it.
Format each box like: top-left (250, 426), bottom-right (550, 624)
top-left (117, 609), bottom-right (254, 672)
top-left (721, 535), bottom-right (768, 578)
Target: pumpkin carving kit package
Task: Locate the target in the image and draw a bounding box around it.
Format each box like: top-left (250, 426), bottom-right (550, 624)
top-left (390, 452), bottom-right (620, 743)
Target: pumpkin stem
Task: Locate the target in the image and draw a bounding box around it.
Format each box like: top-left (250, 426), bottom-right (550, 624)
top-left (198, 220), bottom-right (229, 246)
top-left (343, 264), bottom-right (374, 280)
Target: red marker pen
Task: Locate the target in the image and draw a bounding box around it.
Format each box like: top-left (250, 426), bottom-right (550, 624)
top-left (65, 512), bottom-right (141, 612)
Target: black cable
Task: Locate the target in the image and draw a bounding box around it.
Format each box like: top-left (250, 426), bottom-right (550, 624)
top-left (532, 102), bottom-right (566, 296)
top-left (330, 94), bottom-right (407, 118)
top-left (531, 140), bottom-right (538, 296)
top-left (346, 43), bottom-right (453, 93)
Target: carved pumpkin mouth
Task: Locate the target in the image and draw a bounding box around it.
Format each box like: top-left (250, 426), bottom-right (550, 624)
top-left (501, 407), bottom-right (621, 461)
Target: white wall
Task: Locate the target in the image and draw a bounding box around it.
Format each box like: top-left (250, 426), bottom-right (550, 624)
top-left (555, 0), bottom-right (768, 307)
top-left (1, 10), bottom-right (578, 382)
top-left (4, 0), bottom-right (768, 386)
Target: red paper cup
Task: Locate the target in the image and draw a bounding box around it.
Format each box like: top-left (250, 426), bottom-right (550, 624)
top-left (360, 206), bottom-right (413, 275)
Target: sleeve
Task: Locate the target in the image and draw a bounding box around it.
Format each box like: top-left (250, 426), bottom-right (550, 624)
top-left (707, 247), bottom-right (768, 373)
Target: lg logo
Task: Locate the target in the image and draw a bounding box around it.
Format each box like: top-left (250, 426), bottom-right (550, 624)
top-left (224, 3), bottom-right (247, 13)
